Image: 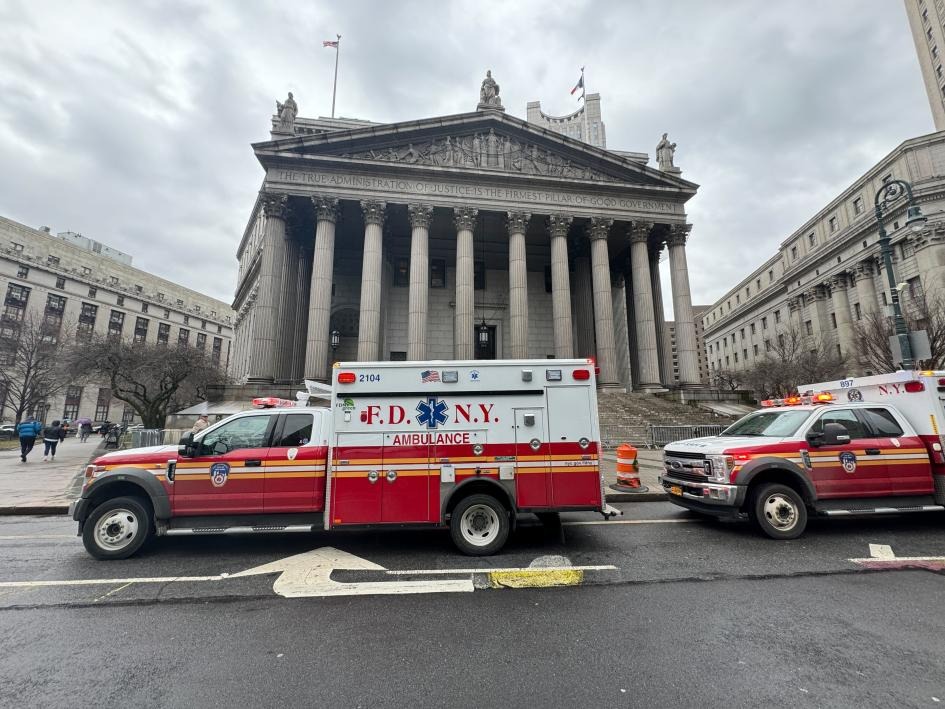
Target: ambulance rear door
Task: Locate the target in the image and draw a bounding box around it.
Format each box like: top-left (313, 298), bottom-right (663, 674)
top-left (546, 386), bottom-right (602, 507)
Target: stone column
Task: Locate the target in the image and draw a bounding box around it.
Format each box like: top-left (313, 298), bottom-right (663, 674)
top-left (588, 217), bottom-right (620, 389)
top-left (806, 285), bottom-right (828, 341)
top-left (303, 196), bottom-right (339, 381)
top-left (507, 211), bottom-right (531, 358)
top-left (629, 221), bottom-right (662, 391)
top-left (407, 204), bottom-right (433, 360)
top-left (292, 244), bottom-right (312, 380)
top-left (612, 272), bottom-right (632, 389)
top-left (855, 260), bottom-right (880, 319)
top-left (248, 193), bottom-right (288, 382)
top-left (830, 272), bottom-right (855, 358)
top-left (356, 201), bottom-right (386, 361)
top-left (649, 239), bottom-right (672, 386)
top-left (912, 225), bottom-right (945, 301)
top-left (787, 296), bottom-right (803, 330)
top-left (276, 215), bottom-right (300, 382)
top-left (548, 214), bottom-right (574, 358)
top-left (667, 224), bottom-right (701, 387)
top-left (453, 207), bottom-right (477, 359)
top-left (572, 244), bottom-right (596, 358)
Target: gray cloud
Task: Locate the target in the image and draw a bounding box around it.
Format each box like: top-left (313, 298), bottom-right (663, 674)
top-left (0, 0), bottom-right (931, 312)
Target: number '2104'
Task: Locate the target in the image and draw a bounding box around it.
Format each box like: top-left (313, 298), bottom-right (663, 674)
top-left (360, 374), bottom-right (381, 382)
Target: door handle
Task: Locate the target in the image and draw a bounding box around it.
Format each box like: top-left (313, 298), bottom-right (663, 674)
top-left (367, 470), bottom-right (379, 484)
top-left (245, 459), bottom-right (262, 467)
top-left (865, 448), bottom-right (881, 456)
top-left (386, 470), bottom-right (397, 483)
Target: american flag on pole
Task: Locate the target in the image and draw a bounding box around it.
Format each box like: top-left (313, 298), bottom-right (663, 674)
top-left (570, 72), bottom-right (584, 96)
top-left (421, 370), bottom-right (440, 383)
top-left (323, 39), bottom-right (339, 48)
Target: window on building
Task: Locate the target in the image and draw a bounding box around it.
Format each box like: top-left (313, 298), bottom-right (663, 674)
top-left (211, 337), bottom-right (223, 363)
top-left (133, 317), bottom-right (149, 344)
top-left (736, 294), bottom-right (740, 304)
top-left (756, 278), bottom-right (761, 290)
top-left (16, 266), bottom-right (28, 278)
top-left (854, 303), bottom-right (862, 320)
top-left (157, 322), bottom-right (170, 346)
top-left (95, 387), bottom-right (111, 422)
top-left (829, 217), bottom-right (838, 232)
top-left (107, 310), bottom-right (124, 340)
top-left (775, 310), bottom-right (782, 324)
top-left (88, 286), bottom-right (97, 298)
top-left (808, 233), bottom-right (815, 247)
top-left (178, 328), bottom-right (190, 346)
top-left (734, 352), bottom-right (739, 363)
top-left (134, 284), bottom-right (143, 294)
top-left (122, 405), bottom-right (135, 425)
top-left (163, 309), bottom-right (170, 319)
top-left (430, 258), bottom-right (447, 289)
top-left (183, 315), bottom-right (190, 326)
top-left (725, 355), bottom-right (730, 366)
top-left (882, 291), bottom-right (889, 306)
top-left (76, 302), bottom-right (97, 341)
top-left (62, 386), bottom-right (82, 420)
top-left (768, 270), bottom-right (774, 282)
top-left (157, 292), bottom-right (165, 301)
top-left (110, 276), bottom-right (119, 286)
top-left (393, 257), bottom-right (409, 287)
top-left (805, 320), bottom-right (813, 336)
top-left (751, 344), bottom-right (757, 356)
top-left (907, 276), bottom-right (924, 301)
top-left (217, 324), bottom-right (222, 334)
top-left (791, 246), bottom-right (798, 260)
top-left (82, 266), bottom-right (91, 276)
top-left (745, 286), bottom-right (750, 298)
top-left (390, 351), bottom-right (407, 361)
top-left (764, 340), bottom-right (771, 352)
top-left (176, 298), bottom-right (184, 307)
top-left (778, 333), bottom-right (785, 348)
top-left (54, 276), bottom-right (65, 289)
top-left (47, 255), bottom-right (60, 266)
top-left (750, 323), bottom-right (756, 335)
top-left (761, 316), bottom-right (768, 330)
top-left (853, 197), bottom-right (864, 215)
top-left (42, 294), bottom-right (66, 342)
top-left (201, 319), bottom-right (207, 329)
top-left (830, 312), bottom-right (837, 329)
top-left (196, 332), bottom-right (207, 350)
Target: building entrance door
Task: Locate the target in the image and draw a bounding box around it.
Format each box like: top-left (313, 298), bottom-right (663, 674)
top-left (475, 325), bottom-right (497, 360)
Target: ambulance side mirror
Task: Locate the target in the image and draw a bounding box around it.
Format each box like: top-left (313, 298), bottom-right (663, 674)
top-left (821, 423), bottom-right (850, 447)
top-left (178, 432), bottom-right (195, 458)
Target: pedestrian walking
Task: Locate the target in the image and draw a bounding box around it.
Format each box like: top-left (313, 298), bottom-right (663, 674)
top-left (191, 414), bottom-right (210, 434)
top-left (58, 422), bottom-right (68, 445)
top-left (43, 420), bottom-right (63, 461)
top-left (80, 421), bottom-right (93, 443)
top-left (16, 417), bottom-right (42, 463)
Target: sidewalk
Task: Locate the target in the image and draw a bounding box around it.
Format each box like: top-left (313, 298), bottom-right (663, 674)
top-left (0, 443), bottom-right (667, 515)
top-left (0, 436), bottom-right (100, 514)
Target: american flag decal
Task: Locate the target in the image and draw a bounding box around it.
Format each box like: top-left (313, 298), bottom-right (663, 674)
top-left (421, 370), bottom-right (440, 383)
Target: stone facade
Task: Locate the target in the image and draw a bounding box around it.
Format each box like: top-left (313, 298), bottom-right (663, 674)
top-left (667, 305), bottom-right (711, 385)
top-left (0, 216), bottom-right (235, 424)
top-left (232, 86), bottom-right (705, 393)
top-left (702, 131), bottom-right (945, 379)
top-left (527, 93), bottom-right (606, 148)
top-left (905, 0), bottom-right (945, 131)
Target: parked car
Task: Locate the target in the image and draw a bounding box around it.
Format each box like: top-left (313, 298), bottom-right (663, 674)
top-left (0, 424), bottom-right (16, 440)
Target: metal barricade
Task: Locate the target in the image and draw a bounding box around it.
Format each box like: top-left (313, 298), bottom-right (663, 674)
top-left (130, 429), bottom-right (166, 448)
top-left (647, 424), bottom-right (725, 448)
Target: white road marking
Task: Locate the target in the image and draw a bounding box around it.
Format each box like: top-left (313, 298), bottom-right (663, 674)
top-left (386, 565), bottom-right (617, 575)
top-left (562, 518), bottom-right (694, 526)
top-left (0, 535), bottom-right (75, 540)
top-left (230, 547), bottom-right (473, 598)
top-left (849, 544), bottom-right (945, 565)
top-left (869, 543), bottom-right (895, 559)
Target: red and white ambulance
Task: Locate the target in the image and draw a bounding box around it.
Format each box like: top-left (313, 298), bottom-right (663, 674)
top-left (71, 359), bottom-right (616, 559)
top-left (660, 370), bottom-right (945, 538)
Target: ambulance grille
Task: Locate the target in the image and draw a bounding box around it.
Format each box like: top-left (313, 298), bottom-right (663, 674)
top-left (664, 470), bottom-right (709, 484)
top-left (664, 450), bottom-right (706, 461)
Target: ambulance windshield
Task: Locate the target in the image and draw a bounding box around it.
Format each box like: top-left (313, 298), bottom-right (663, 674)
top-left (721, 409), bottom-right (812, 437)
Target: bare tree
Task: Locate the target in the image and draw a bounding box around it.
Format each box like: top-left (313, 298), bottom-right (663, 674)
top-left (712, 369), bottom-right (744, 392)
top-left (742, 325), bottom-right (848, 399)
top-left (68, 337), bottom-right (228, 429)
top-left (852, 289), bottom-right (945, 371)
top-left (0, 312), bottom-right (75, 423)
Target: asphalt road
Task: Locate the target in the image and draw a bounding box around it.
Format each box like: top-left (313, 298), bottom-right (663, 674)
top-left (0, 503), bottom-right (943, 707)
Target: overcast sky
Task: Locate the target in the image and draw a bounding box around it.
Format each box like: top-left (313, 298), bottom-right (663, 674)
top-left (0, 0), bottom-right (932, 314)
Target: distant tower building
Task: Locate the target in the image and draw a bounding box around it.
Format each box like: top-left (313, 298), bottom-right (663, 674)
top-left (526, 93), bottom-right (606, 148)
top-left (904, 0), bottom-right (945, 130)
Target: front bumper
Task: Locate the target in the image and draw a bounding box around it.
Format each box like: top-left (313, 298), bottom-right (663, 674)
top-left (659, 473), bottom-right (746, 513)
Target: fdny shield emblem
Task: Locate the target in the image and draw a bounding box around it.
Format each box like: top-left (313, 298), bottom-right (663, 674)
top-left (839, 452), bottom-right (857, 474)
top-left (210, 462), bottom-right (230, 487)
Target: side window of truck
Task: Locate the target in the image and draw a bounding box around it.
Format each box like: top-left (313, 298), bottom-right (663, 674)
top-left (808, 408), bottom-right (868, 440)
top-left (274, 413), bottom-right (314, 447)
top-left (200, 415), bottom-right (273, 455)
top-left (861, 408), bottom-right (905, 437)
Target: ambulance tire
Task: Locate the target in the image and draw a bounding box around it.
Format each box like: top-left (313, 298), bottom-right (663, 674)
top-left (748, 483), bottom-right (807, 540)
top-left (450, 494), bottom-right (510, 556)
top-left (82, 495), bottom-right (152, 560)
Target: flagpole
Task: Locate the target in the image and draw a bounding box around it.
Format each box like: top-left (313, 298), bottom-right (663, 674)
top-left (331, 34), bottom-right (341, 119)
top-left (580, 66), bottom-right (588, 144)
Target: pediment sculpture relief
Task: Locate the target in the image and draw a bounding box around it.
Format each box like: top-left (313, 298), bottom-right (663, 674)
top-left (338, 129), bottom-right (630, 183)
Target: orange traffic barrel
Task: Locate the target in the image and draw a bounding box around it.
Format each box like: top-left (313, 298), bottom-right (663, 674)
top-left (612, 443), bottom-right (648, 493)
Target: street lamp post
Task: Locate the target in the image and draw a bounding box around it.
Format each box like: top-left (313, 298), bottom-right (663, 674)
top-left (874, 179), bottom-right (927, 369)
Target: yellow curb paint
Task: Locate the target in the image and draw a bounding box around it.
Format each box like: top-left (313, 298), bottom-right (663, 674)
top-left (488, 569), bottom-right (584, 588)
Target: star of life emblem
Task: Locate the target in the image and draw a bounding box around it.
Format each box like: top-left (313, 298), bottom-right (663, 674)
top-left (416, 397), bottom-right (449, 430)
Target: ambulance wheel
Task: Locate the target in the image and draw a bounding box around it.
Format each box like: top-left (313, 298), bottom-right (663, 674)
top-left (450, 494), bottom-right (510, 556)
top-left (82, 496), bottom-right (152, 560)
top-left (749, 483), bottom-right (807, 540)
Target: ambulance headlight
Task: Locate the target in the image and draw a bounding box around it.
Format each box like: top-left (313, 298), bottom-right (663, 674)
top-left (704, 455), bottom-right (734, 482)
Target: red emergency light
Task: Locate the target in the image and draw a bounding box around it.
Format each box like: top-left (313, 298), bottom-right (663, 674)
top-left (252, 397), bottom-right (297, 409)
top-left (905, 381), bottom-right (925, 393)
top-left (337, 372), bottom-right (356, 384)
top-left (572, 369), bottom-right (591, 380)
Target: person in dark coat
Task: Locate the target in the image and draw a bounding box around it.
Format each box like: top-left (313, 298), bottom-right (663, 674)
top-left (43, 420), bottom-right (63, 461)
top-left (16, 417), bottom-right (42, 463)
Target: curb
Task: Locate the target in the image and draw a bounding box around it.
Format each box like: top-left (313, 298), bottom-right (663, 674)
top-left (604, 491), bottom-right (667, 503)
top-left (0, 505), bottom-right (70, 515)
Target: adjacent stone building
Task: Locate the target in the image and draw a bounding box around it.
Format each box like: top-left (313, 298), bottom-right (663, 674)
top-left (232, 73), bottom-right (704, 391)
top-left (667, 305), bottom-right (711, 385)
top-left (702, 131), bottom-right (945, 380)
top-left (905, 0), bottom-right (945, 131)
top-left (527, 93), bottom-right (607, 148)
top-left (0, 216), bottom-right (235, 423)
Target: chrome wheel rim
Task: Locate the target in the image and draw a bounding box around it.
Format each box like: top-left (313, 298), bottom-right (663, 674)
top-left (460, 504), bottom-right (500, 547)
top-left (762, 494), bottom-right (798, 532)
top-left (95, 508), bottom-right (139, 551)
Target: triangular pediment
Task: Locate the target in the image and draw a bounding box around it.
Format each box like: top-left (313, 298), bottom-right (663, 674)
top-left (253, 111), bottom-right (697, 194)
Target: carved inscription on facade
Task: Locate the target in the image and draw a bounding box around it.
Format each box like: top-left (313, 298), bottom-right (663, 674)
top-left (272, 169), bottom-right (682, 215)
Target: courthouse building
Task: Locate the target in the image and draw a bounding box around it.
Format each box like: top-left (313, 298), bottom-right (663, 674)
top-left (0, 216), bottom-right (235, 423)
top-left (232, 73), bottom-right (703, 391)
top-left (702, 131), bottom-right (945, 379)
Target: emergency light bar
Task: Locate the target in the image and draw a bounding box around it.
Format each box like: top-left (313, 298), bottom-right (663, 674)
top-left (252, 397), bottom-right (298, 409)
top-left (760, 392), bottom-right (834, 408)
